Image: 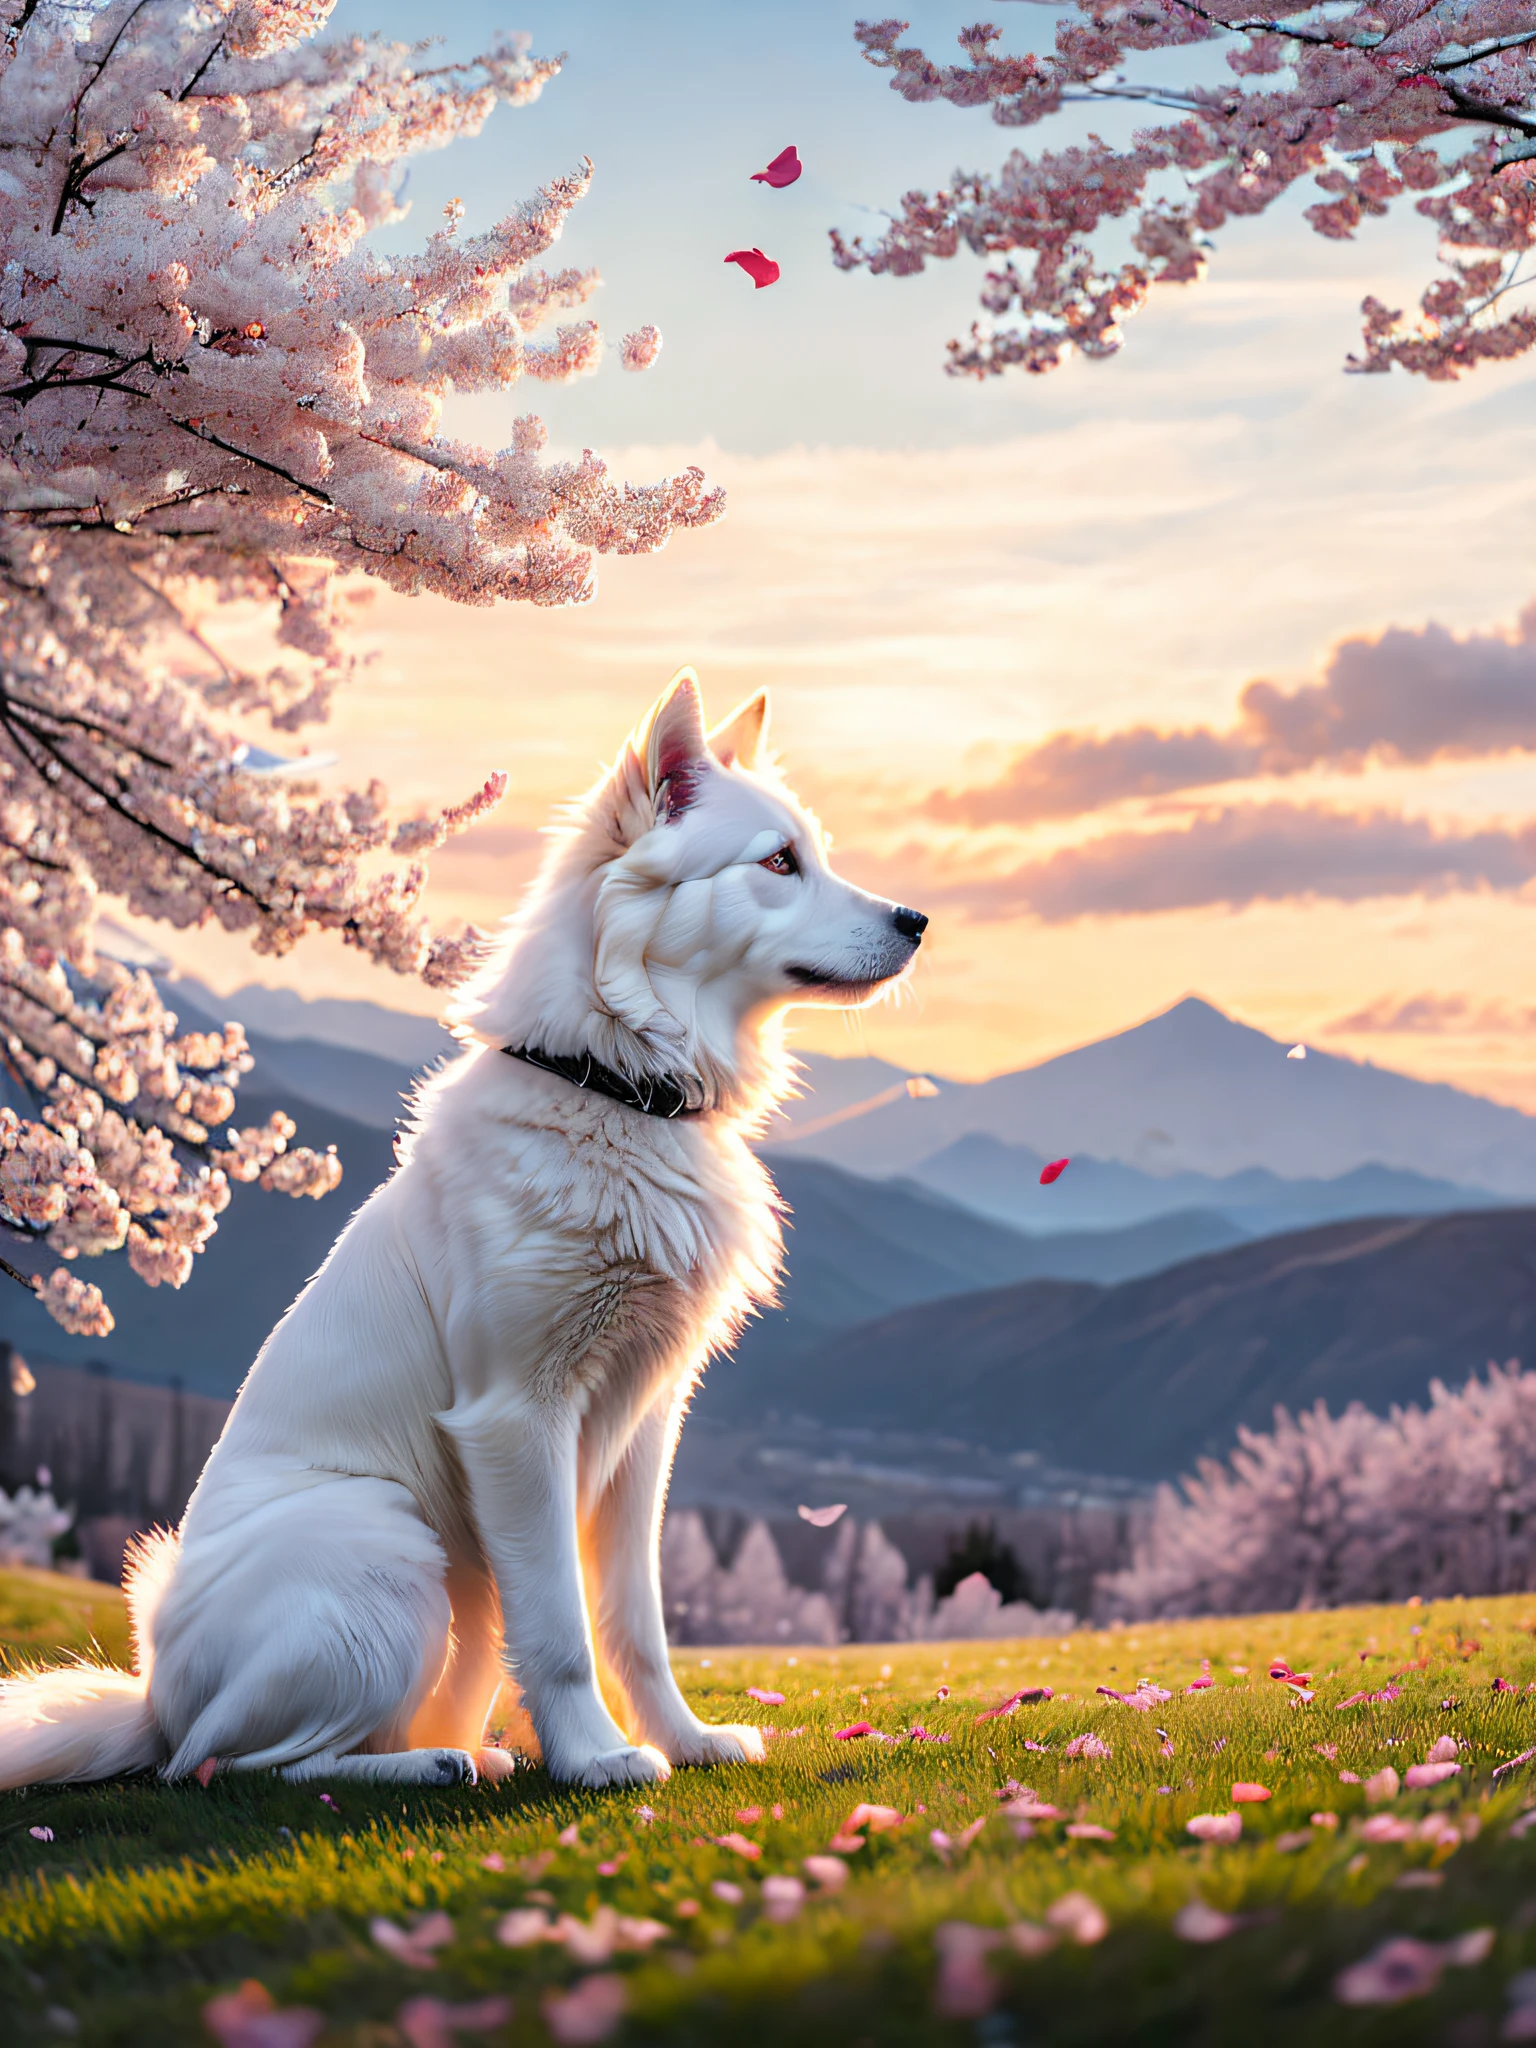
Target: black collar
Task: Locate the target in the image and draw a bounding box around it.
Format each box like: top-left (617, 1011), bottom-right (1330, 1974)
top-left (503, 1044), bottom-right (705, 1120)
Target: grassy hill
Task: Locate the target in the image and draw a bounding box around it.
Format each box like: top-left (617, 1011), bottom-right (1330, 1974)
top-left (5, 1570), bottom-right (1536, 2043)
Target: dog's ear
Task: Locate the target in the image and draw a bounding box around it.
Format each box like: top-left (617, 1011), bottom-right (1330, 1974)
top-left (707, 691), bottom-right (769, 771)
top-left (641, 668), bottom-right (709, 818)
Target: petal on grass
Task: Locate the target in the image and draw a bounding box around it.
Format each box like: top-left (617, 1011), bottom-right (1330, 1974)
top-left (1335, 1937), bottom-right (1444, 2007)
top-left (203, 1982), bottom-right (325, 2048)
top-left (933, 1923), bottom-right (1001, 2019)
top-left (1174, 1901), bottom-right (1238, 1943)
top-left (1046, 1892), bottom-right (1109, 1945)
top-left (1405, 1762), bottom-right (1461, 1788)
top-left (543, 1974), bottom-right (626, 2045)
top-left (746, 1688), bottom-right (784, 1705)
top-left (396, 1996), bottom-right (513, 2048)
top-left (761, 1875), bottom-right (805, 1922)
top-left (1186, 1813), bottom-right (1242, 1844)
top-left (834, 1722), bottom-right (874, 1740)
top-left (371, 1914), bottom-right (455, 1969)
top-left (803, 1855), bottom-right (849, 1890)
top-left (714, 1833), bottom-right (761, 1859)
top-left (1231, 1783), bottom-right (1271, 1803)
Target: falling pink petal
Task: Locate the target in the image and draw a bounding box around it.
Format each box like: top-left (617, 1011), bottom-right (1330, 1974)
top-left (397, 1995), bottom-right (513, 2048)
top-left (28, 1825), bottom-right (53, 1842)
top-left (746, 1687), bottom-right (784, 1705)
top-left (835, 1721), bottom-right (874, 1740)
top-left (724, 247), bottom-right (780, 289)
top-left (203, 1982), bottom-right (325, 2048)
top-left (797, 1503), bottom-right (847, 1527)
top-left (714, 1832), bottom-right (761, 1859)
top-left (542, 1974), bottom-right (626, 2045)
top-left (1231, 1782), bottom-right (1271, 1802)
top-left (750, 144), bottom-right (802, 188)
top-left (1039, 1158), bottom-right (1070, 1185)
top-left (318, 1794), bottom-right (339, 1811)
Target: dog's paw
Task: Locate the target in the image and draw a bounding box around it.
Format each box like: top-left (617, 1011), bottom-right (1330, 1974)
top-left (474, 1745), bottom-right (522, 1784)
top-left (564, 1743), bottom-right (673, 1790)
top-left (665, 1721), bottom-right (767, 1769)
top-left (423, 1747), bottom-right (478, 1787)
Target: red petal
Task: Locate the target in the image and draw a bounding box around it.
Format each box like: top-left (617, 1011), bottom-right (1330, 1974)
top-left (750, 145), bottom-right (803, 188)
top-left (724, 247), bottom-right (781, 289)
top-left (1039, 1158), bottom-right (1070, 1185)
top-left (195, 1755), bottom-right (218, 1788)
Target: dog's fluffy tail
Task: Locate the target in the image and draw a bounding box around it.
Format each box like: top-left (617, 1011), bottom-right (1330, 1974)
top-left (0, 1526), bottom-right (177, 1791)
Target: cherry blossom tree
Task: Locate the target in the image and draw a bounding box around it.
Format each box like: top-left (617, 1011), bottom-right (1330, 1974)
top-left (0, 0), bottom-right (721, 1337)
top-left (1104, 1361), bottom-right (1536, 1617)
top-left (836, 6), bottom-right (1536, 380)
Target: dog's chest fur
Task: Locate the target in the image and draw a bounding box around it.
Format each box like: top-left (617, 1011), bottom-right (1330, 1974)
top-left (414, 1053), bottom-right (783, 1421)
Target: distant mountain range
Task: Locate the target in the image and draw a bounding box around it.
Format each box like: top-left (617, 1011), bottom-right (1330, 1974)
top-left (903, 1135), bottom-right (1512, 1238)
top-left (739, 1208), bottom-right (1536, 1482)
top-left (770, 996), bottom-right (1536, 1198)
top-left (6, 980), bottom-right (1530, 1479)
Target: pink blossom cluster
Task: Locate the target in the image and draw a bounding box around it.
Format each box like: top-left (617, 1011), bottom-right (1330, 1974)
top-left (838, 7), bottom-right (1536, 379)
top-left (1104, 1360), bottom-right (1536, 1617)
top-left (0, 2), bottom-right (714, 1333)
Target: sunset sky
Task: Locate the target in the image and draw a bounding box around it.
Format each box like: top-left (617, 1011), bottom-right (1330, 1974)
top-left (164, 2), bottom-right (1536, 1113)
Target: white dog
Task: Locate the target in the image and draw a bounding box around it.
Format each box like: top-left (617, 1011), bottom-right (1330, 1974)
top-left (0, 672), bottom-right (926, 1792)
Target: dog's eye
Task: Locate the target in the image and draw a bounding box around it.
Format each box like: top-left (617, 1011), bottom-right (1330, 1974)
top-left (759, 845), bottom-right (799, 877)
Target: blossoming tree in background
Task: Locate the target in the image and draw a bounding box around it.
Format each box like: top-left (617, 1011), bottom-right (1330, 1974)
top-left (0, 0), bottom-right (720, 1336)
top-left (1104, 1362), bottom-right (1536, 1617)
top-left (837, 5), bottom-right (1536, 379)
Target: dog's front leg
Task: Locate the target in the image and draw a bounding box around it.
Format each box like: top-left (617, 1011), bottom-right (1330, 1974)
top-left (440, 1389), bottom-right (671, 1789)
top-left (588, 1393), bottom-right (765, 1770)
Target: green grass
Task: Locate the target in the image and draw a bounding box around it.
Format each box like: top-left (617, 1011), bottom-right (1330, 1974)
top-left (8, 1572), bottom-right (1536, 2044)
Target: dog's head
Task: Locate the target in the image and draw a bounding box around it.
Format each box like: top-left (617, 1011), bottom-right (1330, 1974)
top-left (458, 670), bottom-right (927, 1112)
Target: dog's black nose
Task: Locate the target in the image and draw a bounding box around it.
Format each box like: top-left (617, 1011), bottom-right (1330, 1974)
top-left (893, 906), bottom-right (928, 943)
